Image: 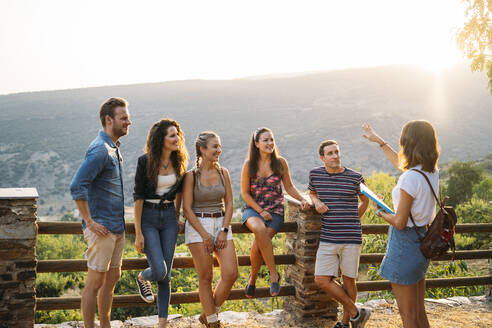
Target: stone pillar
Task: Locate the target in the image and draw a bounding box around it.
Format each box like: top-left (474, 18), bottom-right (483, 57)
top-left (0, 188), bottom-right (38, 328)
top-left (283, 197), bottom-right (338, 319)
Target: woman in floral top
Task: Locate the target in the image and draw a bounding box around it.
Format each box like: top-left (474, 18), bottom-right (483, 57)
top-left (241, 127), bottom-right (309, 297)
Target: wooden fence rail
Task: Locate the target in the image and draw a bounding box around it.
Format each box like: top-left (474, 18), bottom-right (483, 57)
top-left (36, 276), bottom-right (492, 311)
top-left (36, 250), bottom-right (492, 273)
top-left (37, 221), bottom-right (492, 235)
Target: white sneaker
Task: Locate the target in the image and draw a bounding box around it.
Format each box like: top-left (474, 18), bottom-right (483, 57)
top-left (136, 277), bottom-right (154, 303)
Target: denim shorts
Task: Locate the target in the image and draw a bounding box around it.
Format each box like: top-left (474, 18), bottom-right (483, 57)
top-left (379, 225), bottom-right (430, 285)
top-left (241, 208), bottom-right (284, 233)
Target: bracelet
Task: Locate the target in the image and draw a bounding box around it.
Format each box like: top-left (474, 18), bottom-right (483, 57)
top-left (376, 208), bottom-right (384, 217)
top-left (379, 142), bottom-right (388, 148)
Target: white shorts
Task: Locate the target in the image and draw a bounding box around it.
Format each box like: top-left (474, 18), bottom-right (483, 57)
top-left (185, 216), bottom-right (233, 245)
top-left (314, 242), bottom-right (362, 278)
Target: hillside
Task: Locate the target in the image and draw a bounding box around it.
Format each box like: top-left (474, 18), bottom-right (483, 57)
top-left (1, 64), bottom-right (491, 215)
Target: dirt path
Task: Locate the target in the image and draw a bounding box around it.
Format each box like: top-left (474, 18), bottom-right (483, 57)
top-left (167, 299), bottom-right (491, 328)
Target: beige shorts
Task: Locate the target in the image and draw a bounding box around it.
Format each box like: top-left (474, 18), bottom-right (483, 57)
top-left (185, 216), bottom-right (233, 245)
top-left (83, 228), bottom-right (125, 272)
top-left (314, 242), bottom-right (362, 278)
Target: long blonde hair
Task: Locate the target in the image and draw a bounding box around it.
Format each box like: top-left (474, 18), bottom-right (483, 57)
top-left (195, 131), bottom-right (221, 170)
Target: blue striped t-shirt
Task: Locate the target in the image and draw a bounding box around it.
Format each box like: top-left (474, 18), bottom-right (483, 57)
top-left (308, 166), bottom-right (365, 245)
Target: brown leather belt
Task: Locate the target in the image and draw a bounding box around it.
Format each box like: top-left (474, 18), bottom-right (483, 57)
top-left (194, 211), bottom-right (224, 218)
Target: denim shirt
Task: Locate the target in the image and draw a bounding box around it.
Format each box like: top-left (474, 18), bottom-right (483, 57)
top-left (70, 131), bottom-right (125, 234)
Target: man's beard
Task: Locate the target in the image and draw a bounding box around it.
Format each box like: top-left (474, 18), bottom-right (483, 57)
top-left (113, 124), bottom-right (128, 138)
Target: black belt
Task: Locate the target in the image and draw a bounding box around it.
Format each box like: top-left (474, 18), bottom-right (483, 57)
top-left (143, 201), bottom-right (174, 210)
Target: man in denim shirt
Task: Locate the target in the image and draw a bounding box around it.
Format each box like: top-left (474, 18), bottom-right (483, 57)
top-left (70, 97), bottom-right (131, 328)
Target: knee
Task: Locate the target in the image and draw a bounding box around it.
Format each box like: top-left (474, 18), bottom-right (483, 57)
top-left (222, 269), bottom-right (238, 285)
top-left (152, 264), bottom-right (168, 281)
top-left (314, 276), bottom-right (331, 289)
top-left (252, 225), bottom-right (267, 238)
top-left (198, 272), bottom-right (213, 287)
top-left (86, 277), bottom-right (105, 292)
top-left (342, 276), bottom-right (356, 287)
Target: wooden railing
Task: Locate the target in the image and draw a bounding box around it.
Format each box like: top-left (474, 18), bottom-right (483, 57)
top-left (35, 214), bottom-right (492, 311)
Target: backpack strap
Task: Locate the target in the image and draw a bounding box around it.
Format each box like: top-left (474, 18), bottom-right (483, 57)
top-left (411, 169), bottom-right (442, 208)
top-left (409, 213), bottom-right (425, 241)
top-left (409, 169), bottom-right (441, 241)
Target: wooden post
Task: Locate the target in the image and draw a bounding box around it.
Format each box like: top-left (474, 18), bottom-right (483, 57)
top-left (283, 196), bottom-right (338, 319)
top-left (0, 188), bottom-right (38, 328)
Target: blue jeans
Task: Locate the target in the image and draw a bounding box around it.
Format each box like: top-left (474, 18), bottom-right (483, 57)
top-left (141, 205), bottom-right (178, 318)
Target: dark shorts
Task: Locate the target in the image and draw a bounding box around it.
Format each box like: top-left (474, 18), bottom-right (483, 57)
top-left (241, 208), bottom-right (284, 233)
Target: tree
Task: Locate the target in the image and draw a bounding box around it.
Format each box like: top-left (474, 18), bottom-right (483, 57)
top-left (457, 0), bottom-right (492, 94)
top-left (446, 161), bottom-right (484, 206)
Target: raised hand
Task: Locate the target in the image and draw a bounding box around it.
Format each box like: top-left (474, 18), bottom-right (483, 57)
top-left (362, 123), bottom-right (384, 145)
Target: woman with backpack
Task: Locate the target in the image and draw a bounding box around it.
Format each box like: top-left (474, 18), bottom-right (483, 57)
top-left (362, 120), bottom-right (440, 328)
top-left (182, 131), bottom-right (238, 328)
top-left (133, 119), bottom-right (189, 328)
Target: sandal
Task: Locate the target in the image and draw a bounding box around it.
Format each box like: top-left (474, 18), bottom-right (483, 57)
top-left (244, 274), bottom-right (256, 298)
top-left (270, 272), bottom-right (281, 296)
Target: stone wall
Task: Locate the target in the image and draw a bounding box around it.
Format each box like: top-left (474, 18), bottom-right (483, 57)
top-left (283, 198), bottom-right (338, 319)
top-left (0, 188), bottom-right (38, 328)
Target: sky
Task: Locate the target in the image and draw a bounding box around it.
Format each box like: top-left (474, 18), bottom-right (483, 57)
top-left (0, 0), bottom-right (467, 95)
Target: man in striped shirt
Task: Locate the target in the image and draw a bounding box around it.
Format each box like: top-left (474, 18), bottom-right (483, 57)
top-left (308, 140), bottom-right (370, 328)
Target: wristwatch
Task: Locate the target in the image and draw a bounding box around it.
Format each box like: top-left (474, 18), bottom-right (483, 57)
top-left (220, 227), bottom-right (229, 233)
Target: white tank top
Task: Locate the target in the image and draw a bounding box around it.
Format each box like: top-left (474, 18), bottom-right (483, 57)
top-left (146, 174), bottom-right (177, 204)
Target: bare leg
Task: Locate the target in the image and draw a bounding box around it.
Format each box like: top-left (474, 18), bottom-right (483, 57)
top-left (81, 269), bottom-right (105, 328)
top-left (391, 282), bottom-right (423, 328)
top-left (417, 278), bottom-right (429, 328)
top-left (341, 275), bottom-right (357, 325)
top-left (314, 276), bottom-right (358, 318)
top-left (97, 267), bottom-right (121, 328)
top-left (249, 239), bottom-right (262, 285)
top-left (249, 228), bottom-right (277, 285)
top-left (188, 242), bottom-right (216, 316)
top-left (214, 240), bottom-right (239, 307)
top-left (245, 217), bottom-right (279, 285)
top-left (158, 317), bottom-right (167, 328)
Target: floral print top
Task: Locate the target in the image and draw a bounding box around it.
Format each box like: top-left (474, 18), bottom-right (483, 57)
top-left (244, 173), bottom-right (284, 215)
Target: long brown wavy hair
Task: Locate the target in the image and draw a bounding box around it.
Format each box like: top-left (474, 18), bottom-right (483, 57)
top-left (144, 119), bottom-right (189, 188)
top-left (247, 127), bottom-right (283, 177)
top-left (399, 120), bottom-right (439, 173)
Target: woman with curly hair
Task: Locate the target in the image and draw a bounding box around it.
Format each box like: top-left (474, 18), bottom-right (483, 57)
top-left (241, 127), bottom-right (309, 298)
top-left (362, 120), bottom-right (440, 328)
top-left (133, 118), bottom-right (189, 328)
top-left (182, 131), bottom-right (238, 328)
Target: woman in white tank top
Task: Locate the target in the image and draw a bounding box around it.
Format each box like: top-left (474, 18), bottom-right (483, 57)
top-left (362, 120), bottom-right (440, 328)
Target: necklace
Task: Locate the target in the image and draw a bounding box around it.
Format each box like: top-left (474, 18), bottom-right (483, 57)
top-left (161, 160), bottom-right (170, 169)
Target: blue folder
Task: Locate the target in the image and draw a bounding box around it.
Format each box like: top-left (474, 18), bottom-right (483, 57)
top-left (360, 183), bottom-right (395, 214)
